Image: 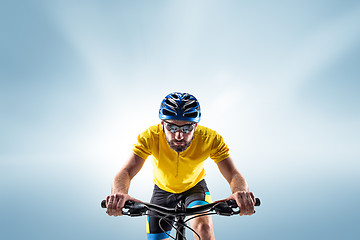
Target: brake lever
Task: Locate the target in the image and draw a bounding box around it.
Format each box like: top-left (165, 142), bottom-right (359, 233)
top-left (122, 201), bottom-right (147, 217)
top-left (226, 198), bottom-right (261, 214)
top-left (226, 200), bottom-right (240, 214)
top-left (101, 200), bottom-right (147, 216)
top-left (214, 202), bottom-right (236, 216)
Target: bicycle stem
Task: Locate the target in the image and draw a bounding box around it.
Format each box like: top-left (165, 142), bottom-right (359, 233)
top-left (175, 200), bottom-right (186, 240)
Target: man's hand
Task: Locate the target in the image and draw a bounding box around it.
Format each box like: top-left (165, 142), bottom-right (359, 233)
top-left (227, 191), bottom-right (255, 216)
top-left (105, 193), bottom-right (139, 216)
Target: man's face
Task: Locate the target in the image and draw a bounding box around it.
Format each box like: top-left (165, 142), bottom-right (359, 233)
top-left (162, 120), bottom-right (197, 153)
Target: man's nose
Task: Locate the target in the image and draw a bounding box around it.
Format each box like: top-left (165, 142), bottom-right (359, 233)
top-left (174, 131), bottom-right (184, 140)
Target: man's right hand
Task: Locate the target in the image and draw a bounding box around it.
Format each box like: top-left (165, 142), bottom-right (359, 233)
top-left (106, 193), bottom-right (139, 216)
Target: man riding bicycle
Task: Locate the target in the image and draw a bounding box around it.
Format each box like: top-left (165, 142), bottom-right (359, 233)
top-left (106, 92), bottom-right (256, 240)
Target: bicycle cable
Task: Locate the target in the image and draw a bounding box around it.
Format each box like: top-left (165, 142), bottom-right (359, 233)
top-left (145, 212), bottom-right (201, 240)
top-left (145, 212), bottom-right (178, 240)
top-left (159, 217), bottom-right (177, 240)
top-left (185, 212), bottom-right (217, 223)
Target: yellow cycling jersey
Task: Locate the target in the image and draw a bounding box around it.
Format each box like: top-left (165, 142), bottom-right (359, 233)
top-left (133, 124), bottom-right (230, 193)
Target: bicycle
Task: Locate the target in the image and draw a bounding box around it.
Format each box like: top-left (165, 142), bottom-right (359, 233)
top-left (101, 197), bottom-right (261, 240)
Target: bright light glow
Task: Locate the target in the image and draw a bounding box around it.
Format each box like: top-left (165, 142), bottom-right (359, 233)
top-left (2, 1), bottom-right (359, 240)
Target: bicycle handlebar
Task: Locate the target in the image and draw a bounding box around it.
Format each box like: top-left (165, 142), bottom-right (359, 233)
top-left (101, 198), bottom-right (260, 217)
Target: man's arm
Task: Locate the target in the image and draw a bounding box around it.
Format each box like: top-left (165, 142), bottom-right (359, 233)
top-left (106, 153), bottom-right (146, 216)
top-left (216, 157), bottom-right (255, 216)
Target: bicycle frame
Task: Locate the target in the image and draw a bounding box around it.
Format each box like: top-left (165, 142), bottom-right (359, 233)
top-left (101, 198), bottom-right (260, 240)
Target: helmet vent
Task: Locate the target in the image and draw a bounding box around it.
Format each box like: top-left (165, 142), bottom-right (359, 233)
top-left (165, 99), bottom-right (178, 110)
top-left (184, 112), bottom-right (198, 118)
top-left (170, 94), bottom-right (180, 100)
top-left (183, 94), bottom-right (191, 101)
top-left (183, 100), bottom-right (197, 110)
top-left (163, 109), bottom-right (177, 116)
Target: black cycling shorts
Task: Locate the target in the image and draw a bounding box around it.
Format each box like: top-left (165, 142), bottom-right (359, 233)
top-left (146, 179), bottom-right (212, 239)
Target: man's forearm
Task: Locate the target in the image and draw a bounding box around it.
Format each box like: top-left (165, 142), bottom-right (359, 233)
top-left (229, 172), bottom-right (249, 193)
top-left (217, 157), bottom-right (250, 193)
top-left (110, 153), bottom-right (146, 195)
top-left (111, 170), bottom-right (131, 194)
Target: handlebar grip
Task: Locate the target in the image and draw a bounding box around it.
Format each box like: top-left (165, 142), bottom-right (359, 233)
top-left (255, 198), bottom-right (261, 206)
top-left (228, 198), bottom-right (261, 207)
top-left (100, 200), bottom-right (135, 209)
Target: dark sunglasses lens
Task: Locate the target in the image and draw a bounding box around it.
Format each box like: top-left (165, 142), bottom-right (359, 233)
top-left (166, 123), bottom-right (179, 133)
top-left (180, 125), bottom-right (194, 133)
top-left (165, 122), bottom-right (194, 133)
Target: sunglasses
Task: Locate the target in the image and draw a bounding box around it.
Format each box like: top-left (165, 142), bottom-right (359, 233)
top-left (163, 121), bottom-right (196, 134)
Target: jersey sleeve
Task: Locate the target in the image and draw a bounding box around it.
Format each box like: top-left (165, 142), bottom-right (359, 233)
top-left (132, 128), bottom-right (152, 160)
top-left (210, 133), bottom-right (230, 163)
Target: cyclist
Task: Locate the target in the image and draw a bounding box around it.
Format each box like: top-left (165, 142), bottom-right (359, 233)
top-left (106, 92), bottom-right (256, 240)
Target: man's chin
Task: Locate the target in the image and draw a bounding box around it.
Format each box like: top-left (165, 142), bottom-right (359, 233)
top-left (166, 138), bottom-right (192, 153)
top-left (169, 142), bottom-right (188, 153)
top-left (170, 145), bottom-right (186, 153)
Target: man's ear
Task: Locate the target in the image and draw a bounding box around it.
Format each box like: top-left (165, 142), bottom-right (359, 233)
top-left (161, 121), bottom-right (165, 132)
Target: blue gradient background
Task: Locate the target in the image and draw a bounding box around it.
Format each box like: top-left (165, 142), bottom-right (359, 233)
top-left (1, 0), bottom-right (359, 239)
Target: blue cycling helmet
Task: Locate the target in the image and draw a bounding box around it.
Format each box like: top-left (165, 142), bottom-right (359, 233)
top-left (159, 92), bottom-right (201, 122)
